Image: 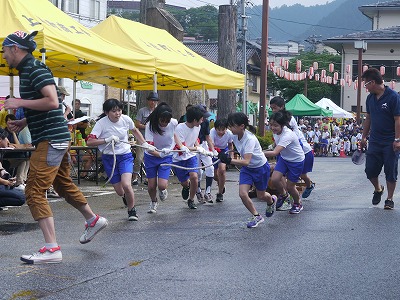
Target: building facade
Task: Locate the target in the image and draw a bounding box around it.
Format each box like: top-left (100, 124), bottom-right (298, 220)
top-left (324, 1), bottom-right (400, 112)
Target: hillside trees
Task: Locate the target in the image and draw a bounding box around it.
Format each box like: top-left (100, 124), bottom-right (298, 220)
top-left (168, 6), bottom-right (218, 41)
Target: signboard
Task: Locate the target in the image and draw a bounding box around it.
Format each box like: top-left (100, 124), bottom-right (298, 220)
top-left (80, 81), bottom-right (93, 89)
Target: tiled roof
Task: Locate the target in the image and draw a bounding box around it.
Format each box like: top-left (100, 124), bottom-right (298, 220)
top-left (361, 1), bottom-right (400, 8)
top-left (324, 26), bottom-right (400, 50)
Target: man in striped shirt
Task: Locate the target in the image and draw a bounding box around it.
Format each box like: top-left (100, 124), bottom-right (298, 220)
top-left (2, 30), bottom-right (108, 265)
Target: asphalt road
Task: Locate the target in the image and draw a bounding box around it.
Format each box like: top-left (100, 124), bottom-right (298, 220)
top-left (1, 156), bottom-right (400, 300)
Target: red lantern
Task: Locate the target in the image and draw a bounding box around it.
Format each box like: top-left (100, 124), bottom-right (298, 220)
top-left (397, 66), bottom-right (400, 77)
top-left (315, 73), bottom-right (320, 81)
top-left (285, 60), bottom-right (289, 70)
top-left (321, 69), bottom-right (326, 78)
top-left (346, 64), bottom-right (351, 73)
top-left (296, 60), bottom-right (302, 73)
top-left (309, 66), bottom-right (314, 76)
top-left (329, 63), bottom-right (334, 73)
top-left (390, 80), bottom-right (396, 90)
top-left (334, 72), bottom-right (339, 81)
top-left (340, 79), bottom-right (345, 86)
top-left (354, 79), bottom-right (358, 90)
top-left (380, 66), bottom-right (385, 75)
top-left (313, 62), bottom-right (318, 70)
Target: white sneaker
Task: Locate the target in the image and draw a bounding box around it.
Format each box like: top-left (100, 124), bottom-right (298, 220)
top-left (204, 193), bottom-right (213, 203)
top-left (14, 184), bottom-right (26, 191)
top-left (148, 201), bottom-right (158, 213)
top-left (159, 189), bottom-right (168, 201)
top-left (79, 215), bottom-right (108, 244)
top-left (21, 246), bottom-right (62, 264)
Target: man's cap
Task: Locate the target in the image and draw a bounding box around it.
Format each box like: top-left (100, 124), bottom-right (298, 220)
top-left (2, 30), bottom-right (38, 53)
top-left (195, 104), bottom-right (211, 118)
top-left (58, 86), bottom-right (70, 96)
top-left (147, 92), bottom-right (159, 101)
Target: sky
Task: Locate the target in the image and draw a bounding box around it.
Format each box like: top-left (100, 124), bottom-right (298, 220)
top-left (167, 0), bottom-right (335, 9)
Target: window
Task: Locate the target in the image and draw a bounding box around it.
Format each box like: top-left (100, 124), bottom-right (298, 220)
top-left (49, 0), bottom-right (59, 7)
top-left (251, 75), bottom-right (258, 92)
top-left (90, 0), bottom-right (100, 19)
top-left (353, 59), bottom-right (400, 82)
top-left (68, 0), bottom-right (79, 14)
top-left (351, 105), bottom-right (363, 113)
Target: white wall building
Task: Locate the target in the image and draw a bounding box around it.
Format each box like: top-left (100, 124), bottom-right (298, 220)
top-left (324, 1), bottom-right (400, 113)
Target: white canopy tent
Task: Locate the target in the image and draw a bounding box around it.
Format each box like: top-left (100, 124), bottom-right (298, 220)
top-left (315, 98), bottom-right (354, 118)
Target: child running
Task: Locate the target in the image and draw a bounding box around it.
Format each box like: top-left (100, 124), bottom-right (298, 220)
top-left (87, 99), bottom-right (152, 221)
top-left (144, 102), bottom-right (180, 213)
top-left (173, 105), bottom-right (212, 210)
top-left (263, 111), bottom-right (305, 214)
top-left (209, 118), bottom-right (234, 202)
top-left (218, 112), bottom-right (276, 228)
top-left (269, 96), bottom-right (315, 204)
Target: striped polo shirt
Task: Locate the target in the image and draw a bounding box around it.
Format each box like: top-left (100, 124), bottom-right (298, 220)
top-left (16, 54), bottom-right (71, 146)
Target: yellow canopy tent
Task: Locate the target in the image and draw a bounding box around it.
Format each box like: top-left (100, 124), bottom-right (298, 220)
top-left (0, 0), bottom-right (156, 89)
top-left (91, 15), bottom-right (245, 90)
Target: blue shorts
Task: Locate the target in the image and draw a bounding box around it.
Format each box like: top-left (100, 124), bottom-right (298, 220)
top-left (173, 156), bottom-right (198, 183)
top-left (144, 153), bottom-right (172, 180)
top-left (239, 163), bottom-right (270, 191)
top-left (365, 142), bottom-right (399, 182)
top-left (102, 152), bottom-right (134, 184)
top-left (302, 151), bottom-right (314, 174)
top-left (274, 157), bottom-right (304, 183)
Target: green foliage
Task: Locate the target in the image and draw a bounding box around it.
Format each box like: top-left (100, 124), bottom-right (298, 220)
top-left (267, 51), bottom-right (342, 105)
top-left (256, 130), bottom-right (274, 150)
top-left (168, 6), bottom-right (218, 41)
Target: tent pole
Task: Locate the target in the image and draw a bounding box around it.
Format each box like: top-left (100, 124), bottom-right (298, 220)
top-left (202, 84), bottom-right (205, 105)
top-left (153, 73), bottom-right (157, 92)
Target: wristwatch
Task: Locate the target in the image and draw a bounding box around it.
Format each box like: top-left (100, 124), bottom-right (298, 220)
top-left (395, 138), bottom-right (400, 142)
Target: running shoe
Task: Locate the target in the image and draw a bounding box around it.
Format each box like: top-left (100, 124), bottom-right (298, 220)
top-left (148, 201), bottom-right (158, 213)
top-left (302, 182), bottom-right (315, 199)
top-left (289, 203), bottom-right (303, 214)
top-left (265, 195), bottom-right (277, 217)
top-left (196, 190), bottom-right (205, 203)
top-left (159, 189), bottom-right (168, 201)
top-left (182, 185), bottom-right (190, 201)
top-left (204, 192), bottom-right (213, 203)
top-left (384, 199), bottom-right (394, 210)
top-left (21, 246), bottom-right (62, 264)
top-left (372, 185), bottom-right (384, 205)
top-left (187, 199), bottom-right (197, 209)
top-left (132, 179), bottom-right (138, 186)
top-left (128, 207), bottom-right (139, 221)
top-left (276, 193), bottom-right (289, 209)
top-left (246, 215), bottom-right (264, 228)
top-left (79, 215), bottom-right (108, 244)
top-left (216, 193), bottom-right (224, 202)
top-left (277, 196), bottom-right (292, 211)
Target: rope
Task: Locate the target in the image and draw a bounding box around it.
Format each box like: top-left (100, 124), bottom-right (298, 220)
top-left (101, 140), bottom-right (221, 184)
top-left (102, 140), bottom-right (116, 187)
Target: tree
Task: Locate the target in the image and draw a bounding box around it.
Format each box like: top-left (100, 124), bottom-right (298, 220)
top-left (268, 51), bottom-right (342, 104)
top-left (168, 6), bottom-right (218, 41)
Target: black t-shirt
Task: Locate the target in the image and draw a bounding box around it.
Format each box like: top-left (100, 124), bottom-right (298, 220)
top-left (198, 119), bottom-right (210, 143)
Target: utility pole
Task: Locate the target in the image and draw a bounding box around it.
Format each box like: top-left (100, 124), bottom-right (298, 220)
top-left (241, 0), bottom-right (247, 115)
top-left (258, 0), bottom-right (269, 136)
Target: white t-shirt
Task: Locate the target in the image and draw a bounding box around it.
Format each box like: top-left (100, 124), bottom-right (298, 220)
top-left (274, 126), bottom-right (305, 163)
top-left (91, 114), bottom-right (135, 155)
top-left (232, 129), bottom-right (267, 168)
top-left (209, 128), bottom-right (233, 149)
top-left (145, 118), bottom-right (178, 156)
top-left (289, 116), bottom-right (312, 154)
top-left (173, 122), bottom-right (201, 162)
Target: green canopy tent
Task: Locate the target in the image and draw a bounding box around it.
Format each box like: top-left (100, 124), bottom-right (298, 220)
top-left (268, 94), bottom-right (333, 117)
